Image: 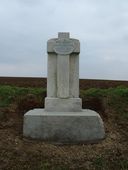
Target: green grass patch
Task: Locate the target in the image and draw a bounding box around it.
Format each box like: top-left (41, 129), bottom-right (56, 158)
top-left (80, 86), bottom-right (128, 98)
top-left (80, 86), bottom-right (128, 120)
top-left (0, 85), bottom-right (128, 120)
top-left (0, 85), bottom-right (46, 107)
top-left (93, 156), bottom-right (108, 170)
top-left (93, 157), bottom-right (128, 170)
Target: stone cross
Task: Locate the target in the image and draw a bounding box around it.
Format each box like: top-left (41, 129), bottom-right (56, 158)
top-left (23, 32), bottom-right (105, 143)
top-left (45, 32), bottom-right (82, 112)
top-left (47, 32), bottom-right (80, 98)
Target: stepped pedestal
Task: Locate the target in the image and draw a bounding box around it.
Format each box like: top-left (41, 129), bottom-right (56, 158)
top-left (23, 32), bottom-right (105, 143)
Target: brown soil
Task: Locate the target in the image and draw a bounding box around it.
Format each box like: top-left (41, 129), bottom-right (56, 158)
top-left (0, 101), bottom-right (128, 170)
top-left (1, 77), bottom-right (128, 89)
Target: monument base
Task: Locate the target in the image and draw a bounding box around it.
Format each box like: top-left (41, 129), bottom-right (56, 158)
top-left (23, 109), bottom-right (105, 144)
top-left (45, 97), bottom-right (82, 112)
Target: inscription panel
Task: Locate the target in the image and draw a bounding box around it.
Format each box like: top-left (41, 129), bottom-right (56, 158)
top-left (54, 39), bottom-right (75, 55)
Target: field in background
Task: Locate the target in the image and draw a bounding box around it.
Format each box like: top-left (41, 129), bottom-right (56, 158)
top-left (1, 77), bottom-right (128, 89)
top-left (0, 84), bottom-right (128, 170)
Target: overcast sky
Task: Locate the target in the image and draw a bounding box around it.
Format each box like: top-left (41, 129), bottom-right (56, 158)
top-left (0, 0), bottom-right (128, 80)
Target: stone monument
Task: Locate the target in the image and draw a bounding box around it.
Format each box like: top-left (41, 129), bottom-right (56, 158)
top-left (23, 32), bottom-right (105, 144)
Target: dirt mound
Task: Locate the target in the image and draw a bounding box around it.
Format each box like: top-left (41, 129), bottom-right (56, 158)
top-left (0, 101), bottom-right (128, 170)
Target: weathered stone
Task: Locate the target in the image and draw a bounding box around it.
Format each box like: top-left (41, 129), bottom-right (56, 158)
top-left (45, 97), bottom-right (82, 112)
top-left (23, 109), bottom-right (105, 144)
top-left (23, 32), bottom-right (105, 144)
top-left (57, 54), bottom-right (70, 98)
top-left (47, 53), bottom-right (57, 97)
top-left (47, 32), bottom-right (80, 106)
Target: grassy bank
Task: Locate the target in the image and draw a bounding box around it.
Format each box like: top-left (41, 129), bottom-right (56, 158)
top-left (80, 86), bottom-right (128, 120)
top-left (0, 85), bottom-right (128, 170)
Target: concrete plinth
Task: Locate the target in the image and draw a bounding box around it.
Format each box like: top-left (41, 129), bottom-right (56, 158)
top-left (23, 109), bottom-right (105, 144)
top-left (45, 97), bottom-right (82, 112)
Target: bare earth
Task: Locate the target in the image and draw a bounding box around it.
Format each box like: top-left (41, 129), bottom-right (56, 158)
top-left (0, 102), bottom-right (128, 170)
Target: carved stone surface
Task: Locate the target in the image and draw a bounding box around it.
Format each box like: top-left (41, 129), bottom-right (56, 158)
top-left (47, 33), bottom-right (80, 54)
top-left (54, 39), bottom-right (75, 55)
top-left (23, 32), bottom-right (105, 144)
top-left (46, 32), bottom-right (81, 101)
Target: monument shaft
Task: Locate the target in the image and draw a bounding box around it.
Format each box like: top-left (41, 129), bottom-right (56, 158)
top-left (45, 32), bottom-right (82, 112)
top-left (57, 54), bottom-right (70, 98)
